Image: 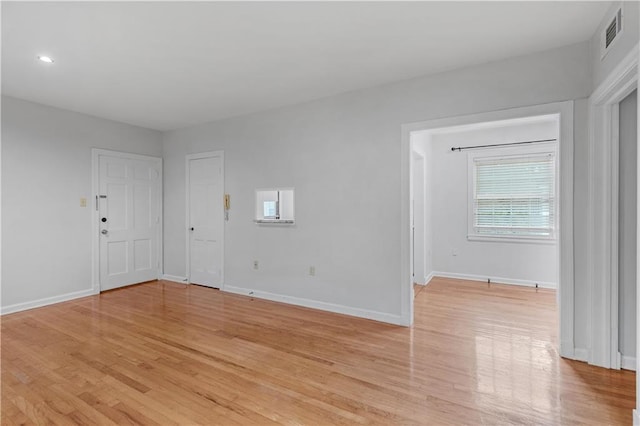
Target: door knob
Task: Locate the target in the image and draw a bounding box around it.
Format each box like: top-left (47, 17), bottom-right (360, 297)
top-left (101, 217), bottom-right (107, 223)
top-left (101, 229), bottom-right (108, 235)
top-left (190, 227), bottom-right (194, 231)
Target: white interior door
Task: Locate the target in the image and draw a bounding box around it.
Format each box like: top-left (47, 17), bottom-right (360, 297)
top-left (98, 153), bottom-right (162, 291)
top-left (187, 152), bottom-right (224, 288)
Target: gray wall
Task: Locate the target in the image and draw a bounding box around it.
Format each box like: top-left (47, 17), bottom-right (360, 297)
top-left (162, 42), bottom-right (592, 329)
top-left (619, 89), bottom-right (637, 360)
top-left (1, 96), bottom-right (162, 310)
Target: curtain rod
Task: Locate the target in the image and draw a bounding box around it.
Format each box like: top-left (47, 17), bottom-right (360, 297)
top-left (451, 138), bottom-right (557, 152)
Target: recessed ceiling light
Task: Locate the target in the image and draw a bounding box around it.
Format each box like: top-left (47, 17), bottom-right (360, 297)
top-left (38, 56), bottom-right (54, 63)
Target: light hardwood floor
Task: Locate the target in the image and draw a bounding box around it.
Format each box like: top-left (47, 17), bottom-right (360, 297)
top-left (1, 278), bottom-right (635, 425)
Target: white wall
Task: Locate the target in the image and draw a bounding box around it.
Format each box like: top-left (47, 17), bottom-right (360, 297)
top-left (1, 96), bottom-right (162, 312)
top-left (427, 119), bottom-right (559, 287)
top-left (619, 89), bottom-right (637, 360)
top-left (590, 1), bottom-right (640, 90)
top-left (163, 42), bottom-right (591, 324)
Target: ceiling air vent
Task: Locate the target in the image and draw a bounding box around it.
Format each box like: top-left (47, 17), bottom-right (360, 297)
top-left (602, 8), bottom-right (623, 58)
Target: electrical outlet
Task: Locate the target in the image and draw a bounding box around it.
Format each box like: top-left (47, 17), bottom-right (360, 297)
top-left (309, 266), bottom-right (315, 276)
top-left (253, 260), bottom-right (259, 270)
top-left (79, 197), bottom-right (87, 207)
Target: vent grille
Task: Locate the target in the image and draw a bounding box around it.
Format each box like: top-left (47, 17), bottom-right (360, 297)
top-left (605, 17), bottom-right (617, 48)
top-left (604, 8), bottom-right (622, 52)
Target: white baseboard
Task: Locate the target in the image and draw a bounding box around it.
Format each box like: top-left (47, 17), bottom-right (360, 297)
top-left (1, 288), bottom-right (96, 315)
top-left (431, 271), bottom-right (556, 289)
top-left (414, 272), bottom-right (434, 286)
top-left (573, 347), bottom-right (590, 362)
top-left (161, 274), bottom-right (188, 284)
top-left (224, 285), bottom-right (409, 326)
top-left (633, 409), bottom-right (639, 426)
top-left (424, 272), bottom-right (434, 285)
top-left (559, 341), bottom-right (574, 359)
top-left (558, 344), bottom-right (590, 362)
top-left (622, 355), bottom-right (637, 371)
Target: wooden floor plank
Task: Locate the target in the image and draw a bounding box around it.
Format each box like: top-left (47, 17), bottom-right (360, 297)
top-left (2, 278), bottom-right (635, 425)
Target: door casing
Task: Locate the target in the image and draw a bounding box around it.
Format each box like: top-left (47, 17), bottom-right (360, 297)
top-left (587, 45), bottom-right (638, 370)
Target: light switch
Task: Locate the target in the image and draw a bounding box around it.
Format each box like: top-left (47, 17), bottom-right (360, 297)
top-left (80, 197), bottom-right (87, 207)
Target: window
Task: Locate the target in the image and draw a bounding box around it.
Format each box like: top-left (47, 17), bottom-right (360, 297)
top-left (263, 200), bottom-right (278, 219)
top-left (469, 152), bottom-right (556, 241)
top-left (255, 188), bottom-right (295, 223)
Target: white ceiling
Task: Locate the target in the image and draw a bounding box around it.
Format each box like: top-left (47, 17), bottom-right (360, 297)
top-left (2, 1), bottom-right (611, 131)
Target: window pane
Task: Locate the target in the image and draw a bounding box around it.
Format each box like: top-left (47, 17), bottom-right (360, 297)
top-left (263, 201), bottom-right (278, 218)
top-left (473, 153), bottom-right (555, 238)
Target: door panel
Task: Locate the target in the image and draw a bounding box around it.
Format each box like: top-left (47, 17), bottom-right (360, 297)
top-left (133, 184), bottom-right (151, 229)
top-left (188, 155), bottom-right (224, 288)
top-left (107, 241), bottom-right (128, 275)
top-left (134, 239), bottom-right (152, 270)
top-left (107, 183), bottom-right (127, 229)
top-left (99, 154), bottom-right (161, 291)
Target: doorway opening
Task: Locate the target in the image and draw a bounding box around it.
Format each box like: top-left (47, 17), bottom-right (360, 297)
top-left (401, 101), bottom-right (574, 359)
top-left (412, 115), bottom-right (559, 289)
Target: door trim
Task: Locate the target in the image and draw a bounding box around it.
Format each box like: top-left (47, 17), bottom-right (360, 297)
top-left (587, 43), bottom-right (638, 369)
top-left (91, 149), bottom-right (163, 294)
top-left (185, 151), bottom-right (225, 288)
top-left (411, 150), bottom-right (425, 284)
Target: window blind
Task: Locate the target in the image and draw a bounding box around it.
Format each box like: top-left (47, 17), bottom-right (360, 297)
top-left (473, 153), bottom-right (555, 237)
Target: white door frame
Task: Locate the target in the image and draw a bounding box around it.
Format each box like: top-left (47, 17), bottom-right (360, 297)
top-left (185, 150), bottom-right (225, 288)
top-left (411, 150), bottom-right (426, 284)
top-left (91, 149), bottom-right (163, 294)
top-left (400, 101), bottom-right (575, 358)
top-left (588, 44), bottom-right (638, 369)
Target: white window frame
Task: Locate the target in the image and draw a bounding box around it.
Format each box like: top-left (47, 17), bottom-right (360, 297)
top-left (467, 143), bottom-right (558, 244)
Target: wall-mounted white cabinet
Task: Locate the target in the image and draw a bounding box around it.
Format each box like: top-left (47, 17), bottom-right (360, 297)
top-left (255, 188), bottom-right (294, 223)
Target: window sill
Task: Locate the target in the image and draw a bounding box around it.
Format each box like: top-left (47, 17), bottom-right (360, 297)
top-left (254, 219), bottom-right (295, 224)
top-left (467, 234), bottom-right (557, 245)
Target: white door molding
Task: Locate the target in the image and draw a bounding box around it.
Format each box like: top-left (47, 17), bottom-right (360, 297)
top-left (411, 150), bottom-right (426, 285)
top-left (400, 100), bottom-right (575, 358)
top-left (185, 151), bottom-right (225, 289)
top-left (588, 44), bottom-right (638, 369)
top-left (91, 149), bottom-right (163, 294)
